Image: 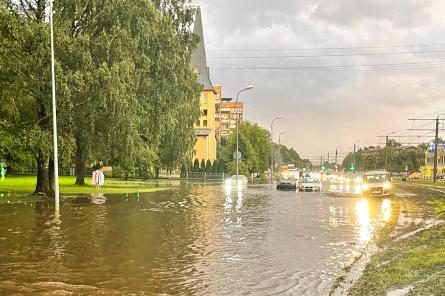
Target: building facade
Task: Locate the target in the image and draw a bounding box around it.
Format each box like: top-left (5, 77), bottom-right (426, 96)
top-left (215, 97), bottom-right (243, 140)
top-left (421, 143), bottom-right (445, 178)
top-left (191, 7), bottom-right (217, 162)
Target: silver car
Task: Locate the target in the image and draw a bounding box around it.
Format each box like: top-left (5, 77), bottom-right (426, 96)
top-left (299, 178), bottom-right (321, 192)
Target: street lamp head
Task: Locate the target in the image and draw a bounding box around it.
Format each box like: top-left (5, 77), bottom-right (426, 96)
top-left (236, 85), bottom-right (254, 101)
top-left (276, 116), bottom-right (284, 120)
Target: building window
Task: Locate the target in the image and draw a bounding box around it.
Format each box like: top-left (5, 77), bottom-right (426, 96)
top-left (203, 93), bottom-right (208, 103)
top-left (196, 120), bottom-right (200, 127)
top-left (203, 120), bottom-right (208, 127)
top-left (203, 109), bottom-right (208, 116)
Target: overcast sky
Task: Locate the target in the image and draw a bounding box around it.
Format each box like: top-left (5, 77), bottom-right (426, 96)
top-left (197, 0), bottom-right (445, 163)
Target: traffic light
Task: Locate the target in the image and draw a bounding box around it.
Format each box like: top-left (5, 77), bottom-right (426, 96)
top-left (349, 163), bottom-right (355, 171)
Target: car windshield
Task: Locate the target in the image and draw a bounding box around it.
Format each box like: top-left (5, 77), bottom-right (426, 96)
top-left (303, 178), bottom-right (317, 183)
top-left (365, 174), bottom-right (388, 183)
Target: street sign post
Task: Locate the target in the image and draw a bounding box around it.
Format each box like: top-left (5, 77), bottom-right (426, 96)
top-left (233, 151), bottom-right (242, 161)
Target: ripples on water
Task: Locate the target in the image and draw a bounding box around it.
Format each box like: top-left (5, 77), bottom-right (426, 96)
top-left (0, 184), bottom-right (389, 295)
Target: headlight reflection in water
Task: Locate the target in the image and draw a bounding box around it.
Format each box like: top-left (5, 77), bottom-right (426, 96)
top-left (355, 198), bottom-right (371, 243)
top-left (381, 199), bottom-right (392, 222)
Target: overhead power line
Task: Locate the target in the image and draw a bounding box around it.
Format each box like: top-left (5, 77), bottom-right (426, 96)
top-left (213, 59), bottom-right (445, 72)
top-left (410, 109), bottom-right (445, 119)
top-left (208, 42), bottom-right (445, 52)
top-left (208, 49), bottom-right (445, 59)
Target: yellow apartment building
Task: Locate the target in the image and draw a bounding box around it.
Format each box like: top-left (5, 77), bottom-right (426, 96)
top-left (191, 7), bottom-right (217, 162)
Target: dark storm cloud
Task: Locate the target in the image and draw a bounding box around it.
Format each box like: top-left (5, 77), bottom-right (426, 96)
top-left (199, 0), bottom-right (445, 158)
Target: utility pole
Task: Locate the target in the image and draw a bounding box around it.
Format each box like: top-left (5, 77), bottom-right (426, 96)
top-left (385, 134), bottom-right (389, 171)
top-left (335, 149), bottom-right (338, 173)
top-left (434, 118), bottom-right (440, 182)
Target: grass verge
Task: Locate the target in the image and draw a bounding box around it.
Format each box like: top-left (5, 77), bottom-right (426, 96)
top-left (0, 175), bottom-right (170, 196)
top-left (348, 188), bottom-right (445, 296)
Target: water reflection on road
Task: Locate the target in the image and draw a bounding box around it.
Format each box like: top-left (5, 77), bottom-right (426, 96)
top-left (0, 183), bottom-right (391, 295)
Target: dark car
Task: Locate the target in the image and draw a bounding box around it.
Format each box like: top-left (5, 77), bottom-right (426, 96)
top-left (277, 176), bottom-right (297, 190)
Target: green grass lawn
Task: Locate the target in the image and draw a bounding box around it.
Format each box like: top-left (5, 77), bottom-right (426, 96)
top-left (0, 175), bottom-right (170, 195)
top-left (400, 178), bottom-right (445, 187)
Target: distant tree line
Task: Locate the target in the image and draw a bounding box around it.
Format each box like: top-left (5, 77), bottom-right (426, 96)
top-left (274, 143), bottom-right (312, 170)
top-left (0, 0), bottom-right (201, 196)
top-left (342, 141), bottom-right (427, 173)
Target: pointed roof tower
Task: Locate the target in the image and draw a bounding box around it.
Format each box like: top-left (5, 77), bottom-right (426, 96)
top-left (191, 7), bottom-right (214, 91)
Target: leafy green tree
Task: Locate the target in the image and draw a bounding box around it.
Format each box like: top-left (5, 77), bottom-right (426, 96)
top-left (0, 1), bottom-right (62, 195)
top-left (193, 159), bottom-right (200, 172)
top-left (217, 121), bottom-right (271, 175)
top-left (0, 0), bottom-right (201, 193)
top-left (200, 159), bottom-right (205, 172)
top-left (205, 159), bottom-right (212, 173)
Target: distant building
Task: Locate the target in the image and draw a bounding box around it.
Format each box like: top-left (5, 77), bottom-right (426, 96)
top-left (216, 97), bottom-right (243, 140)
top-left (191, 7), bottom-right (217, 162)
top-left (421, 143), bottom-right (445, 178)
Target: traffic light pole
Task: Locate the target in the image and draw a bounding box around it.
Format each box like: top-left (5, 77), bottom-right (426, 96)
top-left (353, 143), bottom-right (356, 172)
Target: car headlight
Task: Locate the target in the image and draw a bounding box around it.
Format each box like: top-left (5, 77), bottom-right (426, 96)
top-left (361, 184), bottom-right (369, 190)
top-left (383, 182), bottom-right (391, 189)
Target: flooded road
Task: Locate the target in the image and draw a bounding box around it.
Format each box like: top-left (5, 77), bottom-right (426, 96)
top-left (0, 184), bottom-right (391, 295)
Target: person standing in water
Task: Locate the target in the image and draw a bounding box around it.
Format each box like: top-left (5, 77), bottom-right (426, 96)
top-left (92, 165), bottom-right (105, 191)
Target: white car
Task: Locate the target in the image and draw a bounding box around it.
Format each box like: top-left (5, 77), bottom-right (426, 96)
top-left (228, 175), bottom-right (248, 185)
top-left (299, 178), bottom-right (321, 192)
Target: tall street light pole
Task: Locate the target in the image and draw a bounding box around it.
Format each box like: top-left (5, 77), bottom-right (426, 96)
top-left (352, 141), bottom-right (360, 173)
top-left (50, 0), bottom-right (60, 213)
top-left (278, 132), bottom-right (286, 169)
top-left (270, 116), bottom-right (284, 183)
top-left (235, 85), bottom-right (254, 182)
top-left (278, 132), bottom-right (287, 145)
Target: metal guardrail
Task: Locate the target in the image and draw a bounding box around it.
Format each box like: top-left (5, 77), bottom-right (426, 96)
top-left (15, 167), bottom-right (91, 176)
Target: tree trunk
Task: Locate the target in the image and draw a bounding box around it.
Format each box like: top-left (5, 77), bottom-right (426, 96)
top-left (155, 166), bottom-right (160, 179)
top-left (75, 136), bottom-right (86, 185)
top-left (48, 158), bottom-right (55, 192)
top-left (34, 150), bottom-right (53, 197)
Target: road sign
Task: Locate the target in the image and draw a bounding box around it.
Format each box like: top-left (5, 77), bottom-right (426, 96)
top-left (233, 151), bottom-right (242, 160)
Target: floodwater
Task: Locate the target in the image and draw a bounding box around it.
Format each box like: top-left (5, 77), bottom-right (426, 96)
top-left (0, 183), bottom-right (391, 295)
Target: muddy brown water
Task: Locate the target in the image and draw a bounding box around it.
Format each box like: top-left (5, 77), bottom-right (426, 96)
top-left (0, 184), bottom-right (391, 295)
